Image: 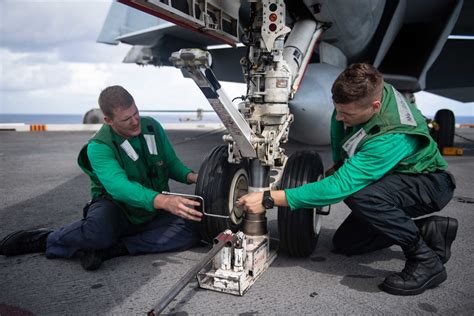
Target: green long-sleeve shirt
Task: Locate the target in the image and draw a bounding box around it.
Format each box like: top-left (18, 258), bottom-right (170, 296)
top-left (87, 131), bottom-right (192, 213)
top-left (285, 133), bottom-right (419, 209)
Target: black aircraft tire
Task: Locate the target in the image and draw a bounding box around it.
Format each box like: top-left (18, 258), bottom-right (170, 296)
top-left (433, 109), bottom-right (455, 149)
top-left (278, 151), bottom-right (324, 257)
top-left (195, 145), bottom-right (248, 242)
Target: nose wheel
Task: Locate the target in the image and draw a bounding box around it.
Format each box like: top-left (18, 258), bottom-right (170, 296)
top-left (278, 151), bottom-right (324, 257)
top-left (196, 147), bottom-right (325, 256)
top-left (195, 145), bottom-right (249, 242)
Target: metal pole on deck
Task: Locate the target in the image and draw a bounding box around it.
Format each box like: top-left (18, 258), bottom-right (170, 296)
top-left (148, 231), bottom-right (234, 315)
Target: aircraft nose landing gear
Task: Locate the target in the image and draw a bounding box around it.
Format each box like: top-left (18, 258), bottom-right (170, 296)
top-left (196, 146), bottom-right (327, 258)
top-left (195, 146), bottom-right (278, 296)
top-left (195, 145), bottom-right (249, 242)
top-left (168, 0), bottom-right (327, 299)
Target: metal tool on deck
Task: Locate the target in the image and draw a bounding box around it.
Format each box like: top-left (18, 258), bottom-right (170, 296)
top-left (148, 230), bottom-right (235, 315)
top-left (147, 192), bottom-right (277, 315)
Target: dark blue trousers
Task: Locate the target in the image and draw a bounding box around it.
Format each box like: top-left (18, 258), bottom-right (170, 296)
top-left (333, 171), bottom-right (456, 254)
top-left (45, 197), bottom-right (200, 258)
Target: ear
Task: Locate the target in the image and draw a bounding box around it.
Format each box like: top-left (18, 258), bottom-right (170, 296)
top-left (372, 100), bottom-right (381, 112)
top-left (103, 116), bottom-right (113, 125)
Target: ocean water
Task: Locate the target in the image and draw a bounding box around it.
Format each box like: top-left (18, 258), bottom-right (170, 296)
top-left (0, 113), bottom-right (473, 124)
top-left (0, 113), bottom-right (221, 124)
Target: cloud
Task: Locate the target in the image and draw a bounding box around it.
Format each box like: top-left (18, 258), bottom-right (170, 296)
top-left (0, 0), bottom-right (129, 62)
top-left (0, 0), bottom-right (242, 114)
top-left (0, 53), bottom-right (246, 114)
top-left (56, 41), bottom-right (130, 63)
top-left (0, 49), bottom-right (72, 91)
top-left (1, 0), bottom-right (111, 53)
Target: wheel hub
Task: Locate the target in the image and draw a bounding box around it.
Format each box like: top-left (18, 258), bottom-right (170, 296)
top-left (228, 169), bottom-right (249, 225)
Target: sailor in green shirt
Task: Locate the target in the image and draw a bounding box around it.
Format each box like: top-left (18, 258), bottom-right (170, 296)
top-left (237, 64), bottom-right (458, 296)
top-left (0, 86), bottom-right (202, 271)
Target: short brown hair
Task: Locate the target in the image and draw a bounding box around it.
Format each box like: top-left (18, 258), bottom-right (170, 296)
top-left (98, 85), bottom-right (135, 118)
top-left (331, 63), bottom-right (383, 106)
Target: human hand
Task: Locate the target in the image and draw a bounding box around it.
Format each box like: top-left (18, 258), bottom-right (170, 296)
top-left (187, 172), bottom-right (198, 184)
top-left (154, 194), bottom-right (203, 221)
top-left (236, 192), bottom-right (265, 214)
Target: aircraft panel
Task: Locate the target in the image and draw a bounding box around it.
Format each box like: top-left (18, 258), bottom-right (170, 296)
top-left (426, 39), bottom-right (474, 102)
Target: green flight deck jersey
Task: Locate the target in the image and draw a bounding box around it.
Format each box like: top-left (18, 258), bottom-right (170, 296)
top-left (285, 83), bottom-right (447, 210)
top-left (78, 116), bottom-right (193, 225)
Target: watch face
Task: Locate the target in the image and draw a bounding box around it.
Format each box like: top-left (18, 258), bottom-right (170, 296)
top-left (263, 195), bottom-right (274, 209)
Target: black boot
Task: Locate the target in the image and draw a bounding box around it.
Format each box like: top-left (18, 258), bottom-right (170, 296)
top-left (0, 229), bottom-right (53, 256)
top-left (415, 216), bottom-right (458, 264)
top-left (380, 237), bottom-right (446, 296)
top-left (80, 242), bottom-right (129, 271)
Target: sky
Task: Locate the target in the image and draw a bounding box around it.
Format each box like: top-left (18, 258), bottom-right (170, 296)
top-left (0, 0), bottom-right (472, 116)
top-left (0, 0), bottom-right (246, 115)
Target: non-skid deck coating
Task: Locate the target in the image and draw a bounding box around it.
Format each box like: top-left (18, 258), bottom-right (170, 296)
top-left (0, 127), bottom-right (473, 314)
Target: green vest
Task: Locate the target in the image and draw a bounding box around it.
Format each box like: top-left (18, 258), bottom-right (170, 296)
top-left (334, 83), bottom-right (447, 174)
top-left (78, 117), bottom-right (170, 224)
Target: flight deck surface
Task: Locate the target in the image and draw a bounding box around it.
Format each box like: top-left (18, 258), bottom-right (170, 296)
top-left (1, 127), bottom-right (473, 314)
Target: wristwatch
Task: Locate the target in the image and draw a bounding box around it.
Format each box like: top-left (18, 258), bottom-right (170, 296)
top-left (262, 190), bottom-right (275, 209)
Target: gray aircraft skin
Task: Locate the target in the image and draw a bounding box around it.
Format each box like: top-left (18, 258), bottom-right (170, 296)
top-left (97, 0), bottom-right (473, 145)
